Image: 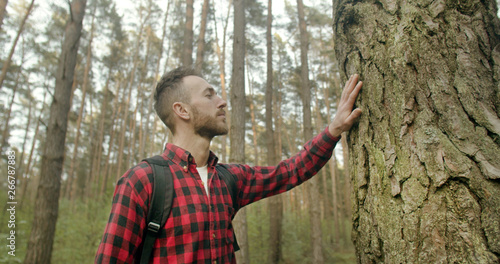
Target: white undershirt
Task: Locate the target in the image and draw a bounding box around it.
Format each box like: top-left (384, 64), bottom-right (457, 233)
top-left (197, 165), bottom-right (209, 195)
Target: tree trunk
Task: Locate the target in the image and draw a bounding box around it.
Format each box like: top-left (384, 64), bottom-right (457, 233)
top-left (247, 63), bottom-right (259, 165)
top-left (90, 68), bottom-right (111, 197)
top-left (266, 1), bottom-right (283, 262)
top-left (0, 0), bottom-right (34, 90)
top-left (195, 0), bottom-right (209, 72)
top-left (19, 92), bottom-right (46, 209)
top-left (0, 0), bottom-right (7, 31)
top-left (145, 0), bottom-right (170, 159)
top-left (18, 81), bottom-right (32, 185)
top-left (1, 59), bottom-right (22, 150)
top-left (333, 0), bottom-right (500, 263)
top-left (83, 89), bottom-right (95, 199)
top-left (66, 2), bottom-right (96, 200)
top-left (230, 0), bottom-right (248, 263)
top-left (130, 32), bottom-right (152, 165)
top-left (116, 6), bottom-right (149, 179)
top-left (213, 0), bottom-right (232, 162)
top-left (100, 80), bottom-right (122, 197)
top-left (23, 0), bottom-right (86, 263)
top-left (297, 0), bottom-right (324, 262)
top-left (318, 58), bottom-right (341, 248)
top-left (183, 0), bottom-right (194, 66)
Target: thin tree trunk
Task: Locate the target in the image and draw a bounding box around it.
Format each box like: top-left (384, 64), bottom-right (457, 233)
top-left (116, 6), bottom-right (150, 179)
top-left (183, 0), bottom-right (194, 66)
top-left (320, 63), bottom-right (341, 248)
top-left (195, 0), bottom-right (209, 71)
top-left (314, 90), bottom-right (329, 220)
top-left (100, 79), bottom-right (122, 197)
top-left (149, 1), bottom-right (171, 157)
top-left (266, 1), bottom-right (283, 262)
top-left (297, 0), bottom-right (323, 262)
top-left (311, 69), bottom-right (329, 222)
top-left (247, 62), bottom-right (259, 165)
top-left (19, 91), bottom-right (46, 209)
top-left (67, 2), bottom-right (96, 200)
top-left (334, 0), bottom-right (500, 262)
top-left (213, 0), bottom-right (232, 162)
top-left (0, 0), bottom-right (34, 90)
top-left (116, 81), bottom-right (133, 178)
top-left (1, 60), bottom-right (22, 150)
top-left (91, 69), bottom-right (111, 197)
top-left (231, 1), bottom-right (248, 263)
top-left (83, 90), bottom-right (96, 200)
top-left (130, 34), bottom-right (151, 165)
top-left (0, 0), bottom-right (8, 31)
top-left (23, 0), bottom-right (87, 263)
top-left (18, 81), bottom-right (32, 184)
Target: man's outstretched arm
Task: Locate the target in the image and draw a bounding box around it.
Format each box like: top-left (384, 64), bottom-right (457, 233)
top-left (329, 74), bottom-right (363, 138)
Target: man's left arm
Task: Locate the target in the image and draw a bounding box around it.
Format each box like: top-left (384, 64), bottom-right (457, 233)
top-left (226, 74), bottom-right (363, 209)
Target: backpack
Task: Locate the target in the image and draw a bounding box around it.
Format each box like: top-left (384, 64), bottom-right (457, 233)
top-left (139, 155), bottom-right (240, 264)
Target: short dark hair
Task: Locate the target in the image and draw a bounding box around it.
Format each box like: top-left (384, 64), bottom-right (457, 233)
top-left (154, 67), bottom-right (201, 134)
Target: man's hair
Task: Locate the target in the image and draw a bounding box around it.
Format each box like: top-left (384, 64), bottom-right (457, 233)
top-left (154, 67), bottom-right (202, 134)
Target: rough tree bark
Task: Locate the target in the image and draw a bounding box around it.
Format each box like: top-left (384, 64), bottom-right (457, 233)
top-left (23, 0), bottom-right (87, 263)
top-left (333, 0), bottom-right (500, 263)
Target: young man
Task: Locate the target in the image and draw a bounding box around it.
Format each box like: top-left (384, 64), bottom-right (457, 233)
top-left (95, 67), bottom-right (363, 263)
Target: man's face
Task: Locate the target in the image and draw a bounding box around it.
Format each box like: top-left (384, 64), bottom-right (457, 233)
top-left (183, 76), bottom-right (228, 139)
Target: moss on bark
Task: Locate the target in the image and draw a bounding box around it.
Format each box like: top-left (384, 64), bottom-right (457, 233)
top-left (334, 0), bottom-right (500, 262)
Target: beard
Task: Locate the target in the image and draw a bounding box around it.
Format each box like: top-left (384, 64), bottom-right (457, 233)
top-left (191, 106), bottom-right (228, 139)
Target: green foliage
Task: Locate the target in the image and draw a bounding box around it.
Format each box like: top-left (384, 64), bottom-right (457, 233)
top-left (240, 197), bottom-right (356, 264)
top-left (51, 198), bottom-right (111, 264)
top-left (0, 193), bottom-right (112, 264)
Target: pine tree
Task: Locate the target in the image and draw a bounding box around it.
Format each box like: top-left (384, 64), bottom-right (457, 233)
top-left (24, 0), bottom-right (87, 263)
top-left (333, 0), bottom-right (500, 262)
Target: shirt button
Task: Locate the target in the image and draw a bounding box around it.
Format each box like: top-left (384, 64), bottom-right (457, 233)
top-left (188, 156), bottom-right (193, 162)
top-left (212, 233), bottom-right (216, 238)
top-left (183, 165), bottom-right (188, 171)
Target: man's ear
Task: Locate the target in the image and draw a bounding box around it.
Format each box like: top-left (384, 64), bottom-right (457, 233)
top-left (172, 102), bottom-right (190, 120)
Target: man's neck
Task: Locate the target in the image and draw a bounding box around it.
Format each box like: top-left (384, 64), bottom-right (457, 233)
top-left (172, 132), bottom-right (212, 167)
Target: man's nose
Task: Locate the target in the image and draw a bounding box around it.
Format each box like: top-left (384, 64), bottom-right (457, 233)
top-left (217, 96), bottom-right (227, 109)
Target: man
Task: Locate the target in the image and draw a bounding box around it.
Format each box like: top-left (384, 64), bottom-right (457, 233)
top-left (95, 67), bottom-right (363, 263)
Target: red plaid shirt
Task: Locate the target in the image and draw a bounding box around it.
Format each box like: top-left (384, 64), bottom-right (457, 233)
top-left (95, 127), bottom-right (339, 263)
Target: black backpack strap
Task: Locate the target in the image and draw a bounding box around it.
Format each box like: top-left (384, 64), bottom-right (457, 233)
top-left (139, 155), bottom-right (174, 264)
top-left (215, 164), bottom-right (240, 251)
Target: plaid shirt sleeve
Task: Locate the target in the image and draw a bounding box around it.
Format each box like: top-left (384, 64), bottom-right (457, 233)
top-left (227, 127), bottom-right (340, 208)
top-left (95, 162), bottom-right (153, 264)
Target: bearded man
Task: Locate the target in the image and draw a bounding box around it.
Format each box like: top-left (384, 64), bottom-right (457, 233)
top-left (95, 67), bottom-right (363, 263)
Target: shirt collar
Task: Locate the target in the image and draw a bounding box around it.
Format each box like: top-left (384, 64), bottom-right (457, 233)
top-left (162, 143), bottom-right (219, 167)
